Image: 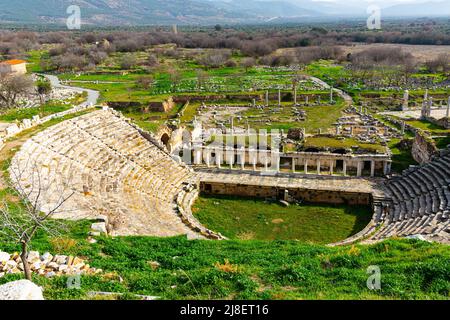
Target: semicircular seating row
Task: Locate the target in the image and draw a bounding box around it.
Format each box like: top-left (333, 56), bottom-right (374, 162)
top-left (364, 148), bottom-right (450, 243)
top-left (10, 109), bottom-right (202, 238)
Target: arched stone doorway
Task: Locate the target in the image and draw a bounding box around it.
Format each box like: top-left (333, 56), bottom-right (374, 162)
top-left (161, 133), bottom-right (170, 150)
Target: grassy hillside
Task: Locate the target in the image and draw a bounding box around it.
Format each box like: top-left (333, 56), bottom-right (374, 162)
top-left (0, 233), bottom-right (448, 300)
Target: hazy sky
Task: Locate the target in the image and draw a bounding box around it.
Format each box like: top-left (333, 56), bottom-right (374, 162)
top-left (309, 0), bottom-right (442, 6)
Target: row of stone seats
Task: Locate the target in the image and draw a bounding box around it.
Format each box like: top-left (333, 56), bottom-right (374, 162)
top-left (367, 148), bottom-right (450, 242)
top-left (10, 109), bottom-right (202, 238)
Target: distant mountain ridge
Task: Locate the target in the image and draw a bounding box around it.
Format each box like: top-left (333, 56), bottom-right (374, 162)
top-left (0, 0), bottom-right (448, 25)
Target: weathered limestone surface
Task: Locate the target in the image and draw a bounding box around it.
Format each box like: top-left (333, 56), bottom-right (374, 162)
top-left (0, 250), bottom-right (100, 279)
top-left (0, 280), bottom-right (44, 300)
top-left (363, 147), bottom-right (450, 244)
top-left (411, 131), bottom-right (439, 164)
top-left (197, 169), bottom-right (385, 197)
top-left (10, 109), bottom-right (202, 238)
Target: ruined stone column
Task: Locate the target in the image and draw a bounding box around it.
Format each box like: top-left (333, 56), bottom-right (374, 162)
top-left (317, 160), bottom-right (321, 175)
top-left (357, 161), bottom-right (362, 177)
top-left (294, 87), bottom-right (297, 105)
top-left (292, 158), bottom-right (296, 173)
top-left (343, 160), bottom-right (347, 176)
top-left (216, 152), bottom-right (222, 169)
top-left (330, 87), bottom-right (334, 104)
top-left (447, 97), bottom-right (450, 118)
top-left (383, 161), bottom-right (391, 176)
top-left (266, 90), bottom-right (269, 107)
top-left (275, 155), bottom-right (280, 172)
top-left (228, 150), bottom-right (234, 169)
top-left (402, 90), bottom-right (409, 111)
top-left (421, 100), bottom-right (427, 119)
top-left (205, 151), bottom-right (211, 168)
top-left (329, 160), bottom-right (334, 176)
top-left (304, 160), bottom-right (308, 174)
top-left (278, 89), bottom-right (281, 107)
top-left (194, 147), bottom-right (202, 165)
top-left (428, 97), bottom-right (433, 117)
top-left (370, 160), bottom-right (375, 177)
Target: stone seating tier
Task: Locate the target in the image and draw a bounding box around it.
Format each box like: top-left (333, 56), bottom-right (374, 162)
top-left (10, 110), bottom-right (202, 238)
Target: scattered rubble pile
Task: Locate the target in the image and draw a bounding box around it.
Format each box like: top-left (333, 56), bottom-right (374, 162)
top-left (0, 251), bottom-right (101, 278)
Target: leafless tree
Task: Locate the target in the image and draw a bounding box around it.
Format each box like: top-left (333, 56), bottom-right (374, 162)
top-left (425, 53), bottom-right (449, 73)
top-left (196, 69), bottom-right (209, 90)
top-left (197, 50), bottom-right (231, 69)
top-left (136, 75), bottom-right (154, 90)
top-left (168, 68), bottom-right (182, 90)
top-left (0, 159), bottom-right (74, 280)
top-left (241, 57), bottom-right (256, 72)
top-left (119, 53), bottom-right (138, 70)
top-left (0, 74), bottom-right (34, 110)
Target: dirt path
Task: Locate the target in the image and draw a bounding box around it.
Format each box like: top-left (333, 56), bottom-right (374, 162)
top-left (308, 75), bottom-right (353, 106)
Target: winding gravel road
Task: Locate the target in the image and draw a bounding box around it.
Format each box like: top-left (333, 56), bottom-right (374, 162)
top-left (40, 74), bottom-right (100, 107)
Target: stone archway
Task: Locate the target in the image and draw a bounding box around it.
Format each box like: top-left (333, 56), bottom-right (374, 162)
top-left (156, 125), bottom-right (173, 152)
top-left (161, 133), bottom-right (170, 149)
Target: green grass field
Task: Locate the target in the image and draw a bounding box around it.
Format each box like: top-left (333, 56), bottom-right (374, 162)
top-left (192, 194), bottom-right (372, 244)
top-left (405, 120), bottom-right (450, 135)
top-left (1, 233), bottom-right (448, 300)
top-left (303, 136), bottom-right (387, 154)
top-left (0, 94), bottom-right (87, 123)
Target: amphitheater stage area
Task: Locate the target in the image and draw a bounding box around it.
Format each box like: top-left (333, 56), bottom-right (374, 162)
top-left (9, 108), bottom-right (450, 245)
top-left (196, 168), bottom-right (386, 204)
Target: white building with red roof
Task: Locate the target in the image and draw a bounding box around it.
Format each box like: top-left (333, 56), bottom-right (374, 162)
top-left (0, 59), bottom-right (27, 76)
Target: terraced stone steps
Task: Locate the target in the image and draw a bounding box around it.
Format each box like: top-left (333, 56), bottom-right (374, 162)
top-left (10, 109), bottom-right (203, 238)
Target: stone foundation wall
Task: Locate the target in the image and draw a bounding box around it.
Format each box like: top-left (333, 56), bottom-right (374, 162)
top-left (412, 131), bottom-right (439, 164)
top-left (172, 93), bottom-right (330, 104)
top-left (200, 182), bottom-right (372, 206)
top-left (431, 117), bottom-right (450, 129)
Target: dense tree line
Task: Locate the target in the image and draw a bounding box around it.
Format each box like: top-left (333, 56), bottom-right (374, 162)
top-left (0, 23), bottom-right (449, 73)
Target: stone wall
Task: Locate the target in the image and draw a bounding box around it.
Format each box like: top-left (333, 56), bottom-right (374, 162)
top-left (431, 117), bottom-right (450, 129)
top-left (0, 104), bottom-right (93, 149)
top-left (200, 181), bottom-right (372, 206)
top-left (108, 97), bottom-right (176, 114)
top-left (172, 92), bottom-right (330, 104)
top-left (149, 96), bottom-right (175, 113)
top-left (412, 131), bottom-right (439, 164)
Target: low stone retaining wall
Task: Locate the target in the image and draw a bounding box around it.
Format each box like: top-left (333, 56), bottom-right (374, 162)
top-left (0, 103), bottom-right (93, 150)
top-left (176, 183), bottom-right (225, 240)
top-left (199, 181), bottom-right (372, 206)
top-left (412, 131), bottom-right (439, 164)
